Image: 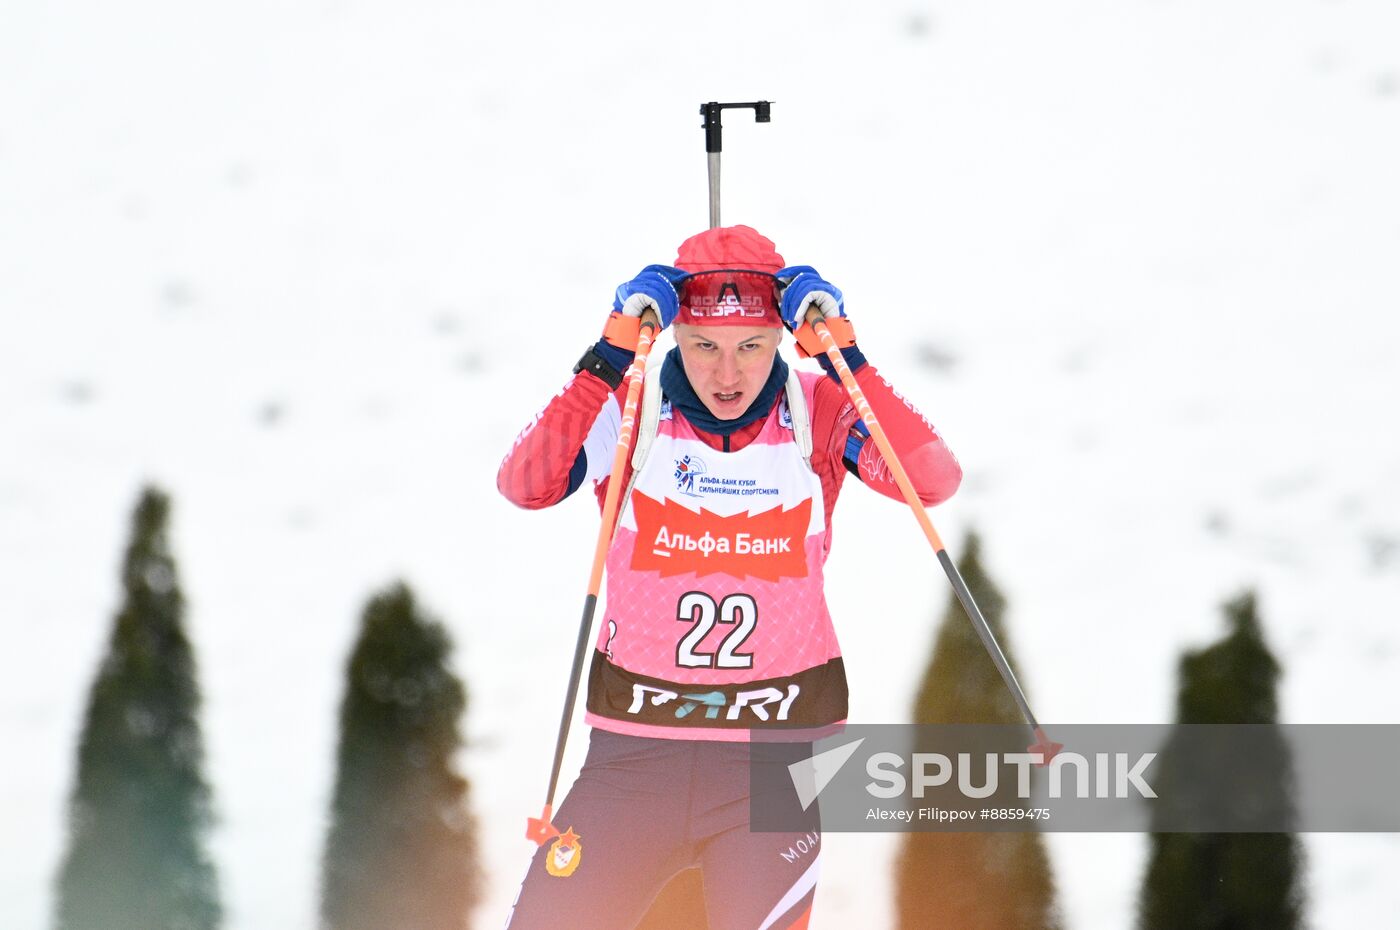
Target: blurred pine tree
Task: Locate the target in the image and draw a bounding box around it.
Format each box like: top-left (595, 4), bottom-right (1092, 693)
top-left (1138, 590), bottom-right (1304, 929)
top-left (320, 582), bottom-right (481, 930)
top-left (54, 486), bottom-right (221, 930)
top-left (893, 532), bottom-right (1061, 930)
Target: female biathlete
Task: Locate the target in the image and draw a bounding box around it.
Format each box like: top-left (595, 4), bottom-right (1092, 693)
top-left (498, 226), bottom-right (961, 929)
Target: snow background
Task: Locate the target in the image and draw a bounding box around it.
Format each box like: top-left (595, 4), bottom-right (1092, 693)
top-left (3, 0), bottom-right (1398, 927)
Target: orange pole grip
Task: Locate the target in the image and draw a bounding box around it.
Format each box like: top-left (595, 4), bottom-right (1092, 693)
top-left (586, 313), bottom-right (659, 596)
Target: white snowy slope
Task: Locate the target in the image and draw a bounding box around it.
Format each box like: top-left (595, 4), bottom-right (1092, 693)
top-left (2, 1), bottom-right (1398, 928)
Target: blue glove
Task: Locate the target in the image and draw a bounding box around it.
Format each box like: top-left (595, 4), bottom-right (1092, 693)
top-left (613, 264), bottom-right (688, 329)
top-left (776, 265), bottom-right (845, 331)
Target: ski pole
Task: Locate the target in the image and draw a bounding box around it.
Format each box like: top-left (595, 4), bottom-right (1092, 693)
top-left (700, 100), bottom-right (772, 228)
top-left (526, 311), bottom-right (661, 845)
top-left (803, 308), bottom-right (1062, 761)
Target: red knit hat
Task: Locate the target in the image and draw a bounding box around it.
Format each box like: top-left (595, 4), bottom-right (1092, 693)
top-left (673, 225), bottom-right (784, 327)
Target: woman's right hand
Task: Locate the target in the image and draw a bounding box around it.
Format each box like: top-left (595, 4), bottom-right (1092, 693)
top-left (611, 265), bottom-right (687, 331)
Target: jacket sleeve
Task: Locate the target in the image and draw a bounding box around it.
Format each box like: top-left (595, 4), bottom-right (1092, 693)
top-left (809, 363), bottom-right (962, 507)
top-left (497, 371), bottom-right (625, 510)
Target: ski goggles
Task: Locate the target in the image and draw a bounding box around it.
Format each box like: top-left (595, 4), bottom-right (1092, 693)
top-left (675, 269), bottom-right (782, 328)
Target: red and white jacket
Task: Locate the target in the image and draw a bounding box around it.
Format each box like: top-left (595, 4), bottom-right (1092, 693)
top-left (498, 359), bottom-right (961, 740)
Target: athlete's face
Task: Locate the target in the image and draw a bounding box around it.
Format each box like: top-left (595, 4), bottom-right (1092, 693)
top-left (674, 324), bottom-right (782, 420)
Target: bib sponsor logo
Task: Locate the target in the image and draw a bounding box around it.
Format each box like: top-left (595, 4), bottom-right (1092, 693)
top-left (628, 682), bottom-right (801, 722)
top-left (672, 455), bottom-right (780, 499)
top-left (674, 455), bottom-right (705, 494)
top-left (629, 492), bottom-right (811, 581)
